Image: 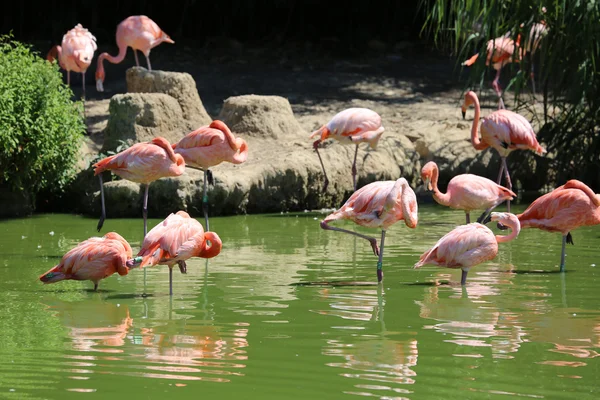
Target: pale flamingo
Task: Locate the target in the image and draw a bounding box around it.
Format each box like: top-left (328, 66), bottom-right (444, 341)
top-left (127, 211), bottom-right (222, 295)
top-left (39, 232), bottom-right (133, 291)
top-left (47, 24), bottom-right (97, 98)
top-left (310, 108), bottom-right (385, 192)
top-left (95, 15), bottom-right (174, 92)
top-left (93, 137), bottom-right (185, 235)
top-left (421, 161), bottom-right (515, 223)
top-left (461, 90), bottom-right (546, 212)
top-left (172, 120), bottom-right (248, 230)
top-left (320, 178), bottom-right (418, 282)
top-left (462, 35), bottom-right (523, 109)
top-left (517, 179), bottom-right (600, 271)
top-left (414, 212), bottom-right (521, 285)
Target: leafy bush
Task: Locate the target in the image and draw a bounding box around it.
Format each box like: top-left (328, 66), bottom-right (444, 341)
top-left (0, 34), bottom-right (85, 201)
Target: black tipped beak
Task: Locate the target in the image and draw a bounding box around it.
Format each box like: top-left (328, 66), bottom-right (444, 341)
top-left (461, 111), bottom-right (466, 120)
top-left (482, 214), bottom-right (492, 225)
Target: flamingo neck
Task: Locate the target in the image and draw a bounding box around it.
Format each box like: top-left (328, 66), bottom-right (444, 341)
top-left (496, 221), bottom-right (520, 243)
top-left (399, 179), bottom-right (418, 228)
top-left (430, 165), bottom-right (451, 207)
top-left (96, 45), bottom-right (128, 82)
top-left (469, 95), bottom-right (488, 151)
top-left (211, 120), bottom-right (240, 151)
top-left (200, 232), bottom-right (222, 258)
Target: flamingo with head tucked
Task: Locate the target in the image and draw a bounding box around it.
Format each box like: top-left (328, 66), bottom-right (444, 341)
top-left (172, 120), bottom-right (248, 230)
top-left (461, 90), bottom-right (545, 212)
top-left (95, 15), bottom-right (174, 92)
top-left (47, 24), bottom-right (97, 99)
top-left (93, 137), bottom-right (186, 236)
top-left (414, 212), bottom-right (521, 285)
top-left (310, 107), bottom-right (385, 192)
top-left (320, 178), bottom-right (418, 283)
top-left (517, 179), bottom-right (600, 271)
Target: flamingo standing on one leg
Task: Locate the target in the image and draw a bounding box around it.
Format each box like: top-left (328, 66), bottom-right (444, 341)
top-left (310, 108), bottom-right (385, 192)
top-left (39, 232), bottom-right (133, 291)
top-left (414, 212), bottom-right (520, 285)
top-left (93, 137), bottom-right (186, 235)
top-left (462, 35), bottom-right (523, 109)
top-left (127, 211), bottom-right (222, 295)
top-left (517, 180), bottom-right (600, 272)
top-left (320, 178), bottom-right (418, 283)
top-left (95, 15), bottom-right (174, 92)
top-left (421, 161), bottom-right (515, 224)
top-left (172, 120), bottom-right (248, 231)
top-left (47, 24), bottom-right (97, 99)
top-left (461, 90), bottom-right (546, 212)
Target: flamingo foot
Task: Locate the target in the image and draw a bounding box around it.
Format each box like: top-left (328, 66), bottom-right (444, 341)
top-left (369, 239), bottom-right (380, 256)
top-left (178, 260), bottom-right (187, 274)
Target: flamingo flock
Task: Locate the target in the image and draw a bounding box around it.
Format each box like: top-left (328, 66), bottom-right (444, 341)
top-left (39, 13), bottom-right (600, 293)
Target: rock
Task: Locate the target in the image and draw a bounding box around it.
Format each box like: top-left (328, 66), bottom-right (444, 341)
top-left (126, 67), bottom-right (212, 128)
top-left (101, 93), bottom-right (187, 152)
top-left (217, 95), bottom-right (305, 139)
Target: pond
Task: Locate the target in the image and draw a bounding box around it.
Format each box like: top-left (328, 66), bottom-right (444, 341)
top-left (0, 205), bottom-right (599, 399)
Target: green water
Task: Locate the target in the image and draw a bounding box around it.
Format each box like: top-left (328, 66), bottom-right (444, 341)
top-left (0, 205), bottom-right (599, 399)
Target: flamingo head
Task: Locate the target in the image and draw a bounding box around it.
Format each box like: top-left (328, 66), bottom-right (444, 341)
top-left (461, 91), bottom-right (478, 119)
top-left (95, 69), bottom-right (105, 92)
top-left (420, 161), bottom-right (436, 192)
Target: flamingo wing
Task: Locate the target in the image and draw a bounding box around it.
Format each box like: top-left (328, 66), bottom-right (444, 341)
top-left (174, 127), bottom-right (224, 150)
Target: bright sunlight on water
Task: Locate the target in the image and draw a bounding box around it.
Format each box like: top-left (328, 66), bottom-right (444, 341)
top-left (0, 204), bottom-right (599, 399)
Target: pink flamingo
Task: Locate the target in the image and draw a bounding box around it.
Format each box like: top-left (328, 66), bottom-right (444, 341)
top-left (95, 15), bottom-right (174, 92)
top-left (47, 24), bottom-right (97, 98)
top-left (93, 137), bottom-right (185, 235)
top-left (517, 179), bottom-right (600, 271)
top-left (172, 120), bottom-right (249, 230)
top-left (39, 232), bottom-right (133, 291)
top-left (320, 178), bottom-right (418, 282)
top-left (127, 211), bottom-right (222, 295)
top-left (414, 212), bottom-right (521, 285)
top-left (461, 90), bottom-right (546, 212)
top-left (421, 161), bottom-right (515, 223)
top-left (310, 108), bottom-right (385, 192)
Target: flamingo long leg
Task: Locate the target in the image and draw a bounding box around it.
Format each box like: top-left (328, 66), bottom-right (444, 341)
top-left (134, 51), bottom-right (140, 67)
top-left (143, 184), bottom-right (149, 237)
top-left (501, 157), bottom-right (512, 213)
top-left (351, 144), bottom-right (359, 192)
top-left (169, 266), bottom-right (173, 296)
top-left (377, 230), bottom-right (386, 283)
top-left (145, 55), bottom-right (152, 71)
top-left (461, 269), bottom-right (469, 285)
top-left (493, 68), bottom-right (505, 109)
top-left (97, 174), bottom-right (106, 232)
top-left (465, 212), bottom-right (471, 224)
top-left (496, 160), bottom-right (505, 185)
top-left (93, 282), bottom-right (98, 291)
top-left (560, 234), bottom-right (567, 272)
top-left (531, 62), bottom-right (537, 100)
top-left (203, 169), bottom-right (210, 231)
top-left (320, 221), bottom-right (379, 256)
top-left (313, 140), bottom-right (329, 192)
top-left (67, 70), bottom-right (70, 87)
top-left (82, 72), bottom-right (86, 100)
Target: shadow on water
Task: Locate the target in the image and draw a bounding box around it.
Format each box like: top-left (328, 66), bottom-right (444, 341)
top-left (291, 280), bottom-right (379, 287)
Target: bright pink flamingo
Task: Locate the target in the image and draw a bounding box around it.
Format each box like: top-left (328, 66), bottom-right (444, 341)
top-left (47, 24), bottom-right (97, 98)
top-left (461, 90), bottom-right (546, 212)
top-left (421, 161), bottom-right (515, 223)
top-left (95, 15), bottom-right (174, 92)
top-left (414, 212), bottom-right (521, 285)
top-left (462, 35), bottom-right (523, 109)
top-left (172, 120), bottom-right (248, 230)
top-left (93, 137), bottom-right (185, 235)
top-left (517, 180), bottom-right (600, 271)
top-left (310, 108), bottom-right (385, 192)
top-left (39, 232), bottom-right (133, 291)
top-left (127, 211), bottom-right (222, 295)
top-left (320, 178), bottom-right (418, 282)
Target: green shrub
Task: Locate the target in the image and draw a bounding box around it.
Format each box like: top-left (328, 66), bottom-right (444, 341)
top-left (0, 34), bottom-right (85, 202)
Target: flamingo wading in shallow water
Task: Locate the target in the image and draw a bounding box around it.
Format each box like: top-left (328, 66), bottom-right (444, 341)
top-left (461, 90), bottom-right (546, 212)
top-left (93, 137), bottom-right (186, 235)
top-left (39, 232), bottom-right (133, 291)
top-left (517, 180), bottom-right (600, 271)
top-left (421, 161), bottom-right (515, 224)
top-left (128, 211), bottom-right (222, 295)
top-left (414, 212), bottom-right (521, 285)
top-left (47, 24), bottom-right (97, 99)
top-left (320, 178), bottom-right (418, 283)
top-left (310, 108), bottom-right (385, 192)
top-left (95, 15), bottom-right (174, 92)
top-left (172, 120), bottom-right (248, 231)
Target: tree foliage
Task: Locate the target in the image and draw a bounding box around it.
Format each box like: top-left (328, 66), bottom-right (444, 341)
top-left (419, 0), bottom-right (600, 189)
top-left (0, 34), bottom-right (86, 200)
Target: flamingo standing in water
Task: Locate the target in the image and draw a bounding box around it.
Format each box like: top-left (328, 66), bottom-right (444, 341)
top-left (172, 120), bottom-right (248, 230)
top-left (461, 90), bottom-right (546, 212)
top-left (320, 178), bottom-right (418, 282)
top-left (128, 211), bottom-right (222, 295)
top-left (93, 137), bottom-right (186, 235)
top-left (39, 232), bottom-right (133, 291)
top-left (414, 212), bottom-right (521, 285)
top-left (421, 161), bottom-right (515, 223)
top-left (47, 24), bottom-right (97, 99)
top-left (95, 15), bottom-right (174, 92)
top-left (517, 180), bottom-right (600, 271)
top-left (310, 108), bottom-right (385, 192)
